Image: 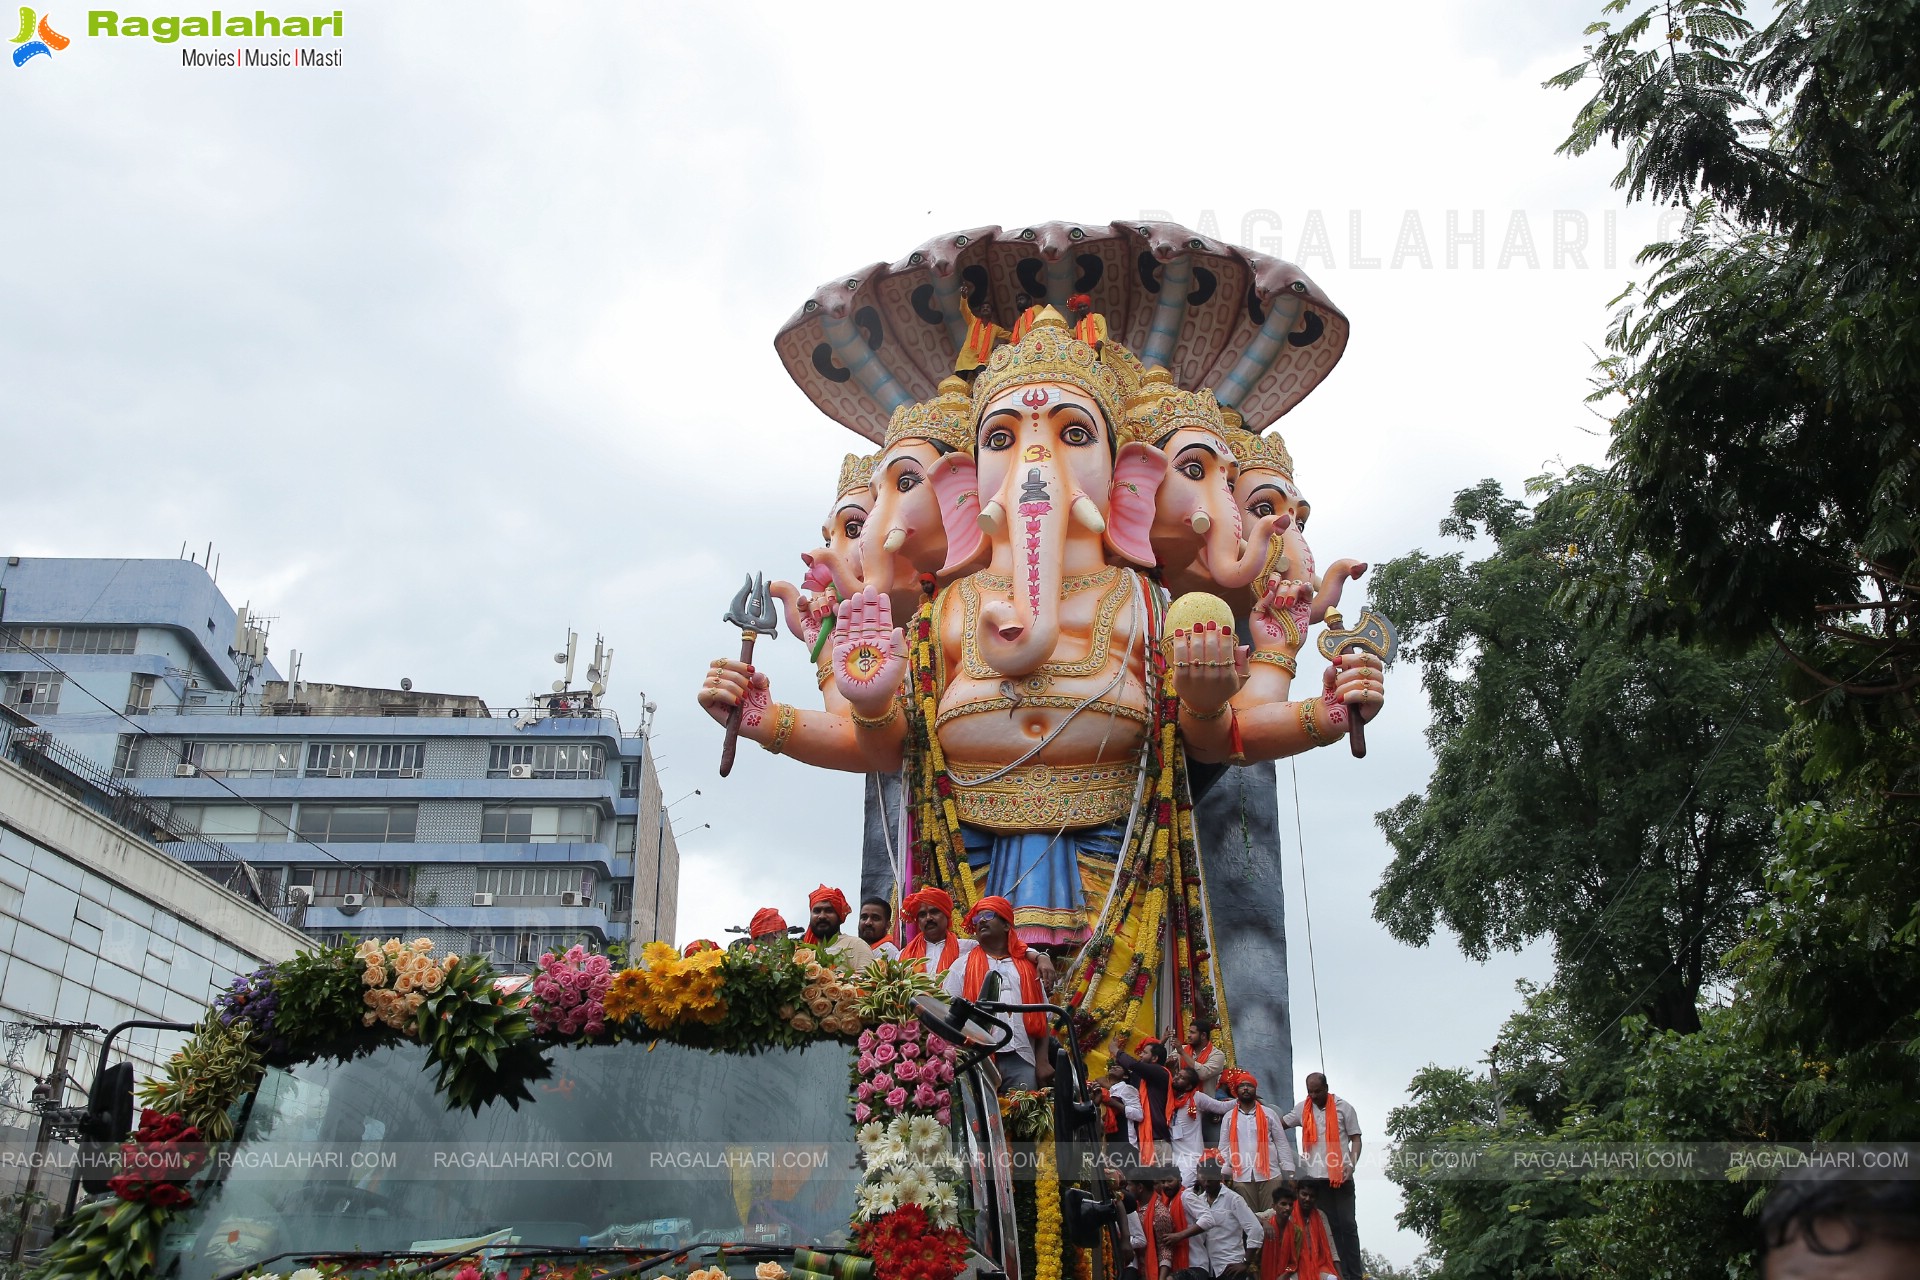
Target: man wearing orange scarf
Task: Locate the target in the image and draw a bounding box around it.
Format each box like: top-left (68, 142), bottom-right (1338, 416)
top-left (1266, 1180), bottom-right (1341, 1280)
top-left (1221, 1069), bottom-right (1295, 1212)
top-left (941, 896), bottom-right (1052, 1091)
top-left (898, 887), bottom-right (975, 976)
top-left (1282, 1074), bottom-right (1362, 1280)
top-left (1149, 1162), bottom-right (1216, 1279)
top-left (802, 884), bottom-right (874, 968)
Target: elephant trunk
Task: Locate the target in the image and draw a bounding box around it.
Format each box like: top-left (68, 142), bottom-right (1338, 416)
top-left (976, 465), bottom-right (1069, 679)
top-left (1200, 504), bottom-right (1273, 591)
top-left (767, 580), bottom-right (810, 643)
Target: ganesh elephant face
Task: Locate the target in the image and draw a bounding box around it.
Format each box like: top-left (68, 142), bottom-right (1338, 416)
top-left (812, 490), bottom-right (871, 598)
top-left (858, 439), bottom-right (953, 617)
top-left (926, 381), bottom-right (1164, 678)
top-left (1150, 425), bottom-right (1273, 597)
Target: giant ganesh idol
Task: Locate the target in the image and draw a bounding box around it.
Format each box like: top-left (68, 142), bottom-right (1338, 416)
top-left (697, 220), bottom-right (1385, 1084)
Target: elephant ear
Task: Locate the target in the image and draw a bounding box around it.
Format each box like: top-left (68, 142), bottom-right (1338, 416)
top-left (929, 454), bottom-right (988, 575)
top-left (1105, 443), bottom-right (1167, 567)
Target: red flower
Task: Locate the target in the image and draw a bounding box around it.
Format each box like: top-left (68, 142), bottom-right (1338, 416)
top-left (934, 776), bottom-right (954, 798)
top-left (145, 1182), bottom-right (193, 1210)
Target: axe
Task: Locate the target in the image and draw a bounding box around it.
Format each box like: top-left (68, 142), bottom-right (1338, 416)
top-left (1316, 606), bottom-right (1398, 759)
top-left (719, 572), bottom-right (780, 777)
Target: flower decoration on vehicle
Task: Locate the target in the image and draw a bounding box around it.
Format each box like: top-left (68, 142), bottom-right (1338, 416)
top-left (357, 937), bottom-right (458, 1030)
top-left (604, 940), bottom-right (729, 1028)
top-left (105, 1109), bottom-right (205, 1210)
top-left (526, 943), bottom-right (615, 1037)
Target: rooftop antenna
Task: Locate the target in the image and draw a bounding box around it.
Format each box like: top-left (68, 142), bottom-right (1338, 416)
top-left (550, 629), bottom-right (578, 698)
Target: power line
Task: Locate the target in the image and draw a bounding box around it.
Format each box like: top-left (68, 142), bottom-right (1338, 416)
top-left (1288, 758), bottom-right (1328, 1075)
top-left (0, 627), bottom-right (472, 937)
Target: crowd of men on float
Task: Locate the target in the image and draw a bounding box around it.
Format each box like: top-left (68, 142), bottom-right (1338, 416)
top-left (725, 885), bottom-right (1364, 1280)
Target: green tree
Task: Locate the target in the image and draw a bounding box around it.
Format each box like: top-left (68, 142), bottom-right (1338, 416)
top-left (1550, 0), bottom-right (1920, 1141)
top-left (1369, 472), bottom-right (1782, 1037)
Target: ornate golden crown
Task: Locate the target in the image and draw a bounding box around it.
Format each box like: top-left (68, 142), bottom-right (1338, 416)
top-left (970, 307), bottom-right (1126, 432)
top-left (1120, 367), bottom-right (1230, 450)
top-left (1225, 427), bottom-right (1295, 481)
top-left (884, 376), bottom-right (973, 455)
top-left (836, 450), bottom-right (879, 499)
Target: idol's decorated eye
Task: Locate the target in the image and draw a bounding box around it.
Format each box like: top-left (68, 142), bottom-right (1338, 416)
top-left (1061, 424), bottom-right (1095, 447)
top-left (896, 472), bottom-right (922, 493)
top-left (1179, 461), bottom-right (1205, 480)
top-left (983, 427), bottom-right (1015, 451)
top-left (844, 518), bottom-right (865, 539)
top-left (1249, 500), bottom-right (1275, 520)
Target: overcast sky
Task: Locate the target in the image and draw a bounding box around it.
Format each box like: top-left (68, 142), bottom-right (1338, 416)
top-left (4, 0), bottom-right (1667, 1263)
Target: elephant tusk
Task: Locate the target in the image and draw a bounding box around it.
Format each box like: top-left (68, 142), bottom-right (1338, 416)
top-left (882, 527), bottom-right (908, 553)
top-left (978, 500), bottom-right (1006, 535)
top-left (1071, 495), bottom-right (1107, 534)
top-left (1190, 511), bottom-right (1212, 536)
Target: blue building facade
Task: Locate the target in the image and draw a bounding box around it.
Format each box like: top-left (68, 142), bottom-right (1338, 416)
top-left (0, 557), bottom-right (676, 970)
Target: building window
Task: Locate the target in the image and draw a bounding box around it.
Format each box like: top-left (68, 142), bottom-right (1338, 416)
top-left (608, 881), bottom-right (632, 916)
top-left (614, 821), bottom-right (636, 854)
top-left (124, 674), bottom-right (157, 716)
top-left (112, 735), bottom-right (138, 778)
top-left (185, 741), bottom-right (300, 779)
top-left (487, 742), bottom-right (607, 780)
top-left (474, 866), bottom-right (594, 901)
top-left (168, 804), bottom-right (292, 842)
top-left (304, 742), bottom-right (424, 779)
top-left (3, 673), bottom-right (61, 716)
top-left (288, 865), bottom-right (412, 905)
top-left (0, 626), bottom-right (136, 655)
top-left (296, 805), bottom-right (418, 843)
top-left (619, 761), bottom-right (639, 797)
top-left (480, 806), bottom-right (599, 844)
top-left (473, 931), bottom-right (593, 970)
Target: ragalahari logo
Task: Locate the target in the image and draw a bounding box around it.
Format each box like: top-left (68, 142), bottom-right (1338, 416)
top-left (11, 6), bottom-right (70, 64)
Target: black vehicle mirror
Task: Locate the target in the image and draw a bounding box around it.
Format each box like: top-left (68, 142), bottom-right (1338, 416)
top-left (1061, 1185), bottom-right (1120, 1248)
top-left (1051, 1052), bottom-right (1099, 1145)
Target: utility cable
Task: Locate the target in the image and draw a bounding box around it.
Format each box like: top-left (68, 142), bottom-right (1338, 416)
top-left (1288, 757), bottom-right (1328, 1074)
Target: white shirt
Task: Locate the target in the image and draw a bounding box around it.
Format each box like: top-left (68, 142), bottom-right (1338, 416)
top-left (1282, 1096), bottom-right (1362, 1182)
top-left (1169, 1090), bottom-right (1237, 1180)
top-left (1195, 1184), bottom-right (1264, 1267)
top-left (905, 934), bottom-right (976, 976)
top-left (942, 951), bottom-right (1036, 1065)
top-left (871, 940), bottom-right (900, 961)
top-left (1108, 1080), bottom-right (1144, 1148)
top-left (1161, 1188), bottom-right (1217, 1274)
top-left (1224, 1102), bottom-right (1295, 1181)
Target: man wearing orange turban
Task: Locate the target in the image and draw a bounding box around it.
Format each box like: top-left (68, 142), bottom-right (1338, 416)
top-left (748, 908), bottom-right (789, 941)
top-left (803, 884), bottom-right (873, 968)
top-left (899, 886), bottom-right (975, 977)
top-left (941, 895), bottom-right (1052, 1091)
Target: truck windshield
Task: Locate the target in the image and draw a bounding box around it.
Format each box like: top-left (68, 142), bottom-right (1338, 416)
top-left (160, 1041), bottom-right (861, 1279)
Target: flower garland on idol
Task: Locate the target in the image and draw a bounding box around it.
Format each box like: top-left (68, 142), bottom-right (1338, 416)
top-left (33, 937), bottom-right (975, 1280)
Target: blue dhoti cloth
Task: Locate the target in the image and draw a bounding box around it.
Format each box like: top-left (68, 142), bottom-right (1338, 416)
top-left (962, 821), bottom-right (1125, 947)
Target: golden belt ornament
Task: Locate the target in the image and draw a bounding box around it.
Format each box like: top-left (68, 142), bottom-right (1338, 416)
top-left (942, 758), bottom-right (1138, 832)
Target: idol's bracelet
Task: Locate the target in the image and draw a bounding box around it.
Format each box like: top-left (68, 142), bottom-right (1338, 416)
top-left (850, 700), bottom-right (900, 731)
top-left (763, 703), bottom-right (798, 755)
top-left (1297, 696), bottom-right (1331, 747)
top-left (1180, 698), bottom-right (1231, 722)
top-left (1248, 650), bottom-right (1298, 676)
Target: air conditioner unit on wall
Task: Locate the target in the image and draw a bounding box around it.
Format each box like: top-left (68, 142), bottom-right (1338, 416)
top-left (471, 892), bottom-right (494, 907)
top-left (340, 893), bottom-right (365, 910)
top-left (173, 764), bottom-right (197, 777)
top-left (559, 891), bottom-right (584, 907)
top-left (508, 764), bottom-right (534, 779)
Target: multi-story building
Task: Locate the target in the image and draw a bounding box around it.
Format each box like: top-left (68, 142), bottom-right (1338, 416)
top-left (0, 556), bottom-right (678, 970)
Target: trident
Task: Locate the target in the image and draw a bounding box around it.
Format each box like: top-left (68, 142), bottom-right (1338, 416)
top-left (718, 573), bottom-right (781, 777)
top-left (1316, 606), bottom-right (1398, 759)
